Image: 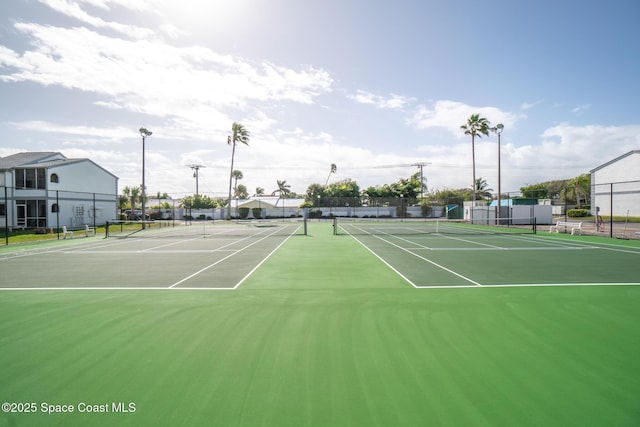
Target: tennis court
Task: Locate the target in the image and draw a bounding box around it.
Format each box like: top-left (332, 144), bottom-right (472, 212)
top-left (1, 220), bottom-right (639, 426)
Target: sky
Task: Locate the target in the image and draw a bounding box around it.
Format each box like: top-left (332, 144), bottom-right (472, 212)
top-left (1, 0), bottom-right (639, 200)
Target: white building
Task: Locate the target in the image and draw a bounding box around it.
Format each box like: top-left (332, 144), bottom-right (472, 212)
top-left (0, 152), bottom-right (118, 230)
top-left (590, 150), bottom-right (640, 217)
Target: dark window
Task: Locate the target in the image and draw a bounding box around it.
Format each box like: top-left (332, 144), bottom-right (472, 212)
top-left (37, 169), bottom-right (45, 189)
top-left (25, 169), bottom-right (36, 189)
top-left (0, 203), bottom-right (5, 216)
top-left (15, 169), bottom-right (25, 188)
top-left (51, 173), bottom-right (59, 183)
top-left (51, 203), bottom-right (59, 213)
top-left (14, 168), bottom-right (46, 189)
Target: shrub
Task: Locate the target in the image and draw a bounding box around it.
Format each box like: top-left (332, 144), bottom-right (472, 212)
top-left (238, 207), bottom-right (250, 219)
top-left (252, 208), bottom-right (262, 219)
top-left (567, 209), bottom-right (589, 218)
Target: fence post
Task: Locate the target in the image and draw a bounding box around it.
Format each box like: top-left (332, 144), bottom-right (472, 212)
top-left (4, 187), bottom-right (8, 246)
top-left (609, 183), bottom-right (613, 238)
top-left (56, 190), bottom-right (60, 240)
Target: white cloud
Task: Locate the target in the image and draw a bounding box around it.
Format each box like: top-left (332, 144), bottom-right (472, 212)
top-left (540, 123), bottom-right (639, 165)
top-left (10, 121), bottom-right (133, 141)
top-left (520, 100), bottom-right (543, 110)
top-left (348, 90), bottom-right (413, 110)
top-left (37, 0), bottom-right (155, 39)
top-left (409, 100), bottom-right (519, 136)
top-left (412, 123), bottom-right (640, 193)
top-left (570, 104), bottom-right (591, 114)
top-left (2, 2), bottom-right (638, 201)
top-left (0, 22), bottom-right (333, 141)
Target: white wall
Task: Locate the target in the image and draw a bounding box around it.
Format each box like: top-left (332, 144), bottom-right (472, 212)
top-left (591, 153), bottom-right (640, 217)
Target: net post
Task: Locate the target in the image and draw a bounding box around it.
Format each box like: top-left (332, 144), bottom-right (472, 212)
top-left (303, 217), bottom-right (307, 235)
top-left (333, 217), bottom-right (337, 235)
top-left (533, 217), bottom-right (537, 234)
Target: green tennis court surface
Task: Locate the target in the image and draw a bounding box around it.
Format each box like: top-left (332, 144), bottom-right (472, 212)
top-left (1, 221), bottom-right (639, 426)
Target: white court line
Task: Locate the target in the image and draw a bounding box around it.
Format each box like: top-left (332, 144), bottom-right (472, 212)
top-left (432, 232), bottom-right (506, 249)
top-left (349, 234), bottom-right (418, 288)
top-left (531, 234), bottom-right (640, 254)
top-left (344, 224), bottom-right (482, 287)
top-left (3, 282), bottom-right (638, 291)
top-left (414, 282), bottom-right (640, 289)
top-left (137, 235), bottom-right (212, 252)
top-left (169, 225), bottom-right (298, 288)
top-left (232, 226), bottom-right (300, 289)
top-left (0, 287), bottom-right (237, 291)
top-left (63, 249), bottom-right (239, 254)
top-left (140, 225), bottom-right (279, 254)
top-left (409, 246), bottom-right (599, 251)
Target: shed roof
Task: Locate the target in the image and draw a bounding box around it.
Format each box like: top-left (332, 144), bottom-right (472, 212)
top-left (589, 150), bottom-right (640, 173)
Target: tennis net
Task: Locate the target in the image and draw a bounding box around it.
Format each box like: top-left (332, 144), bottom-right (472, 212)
top-left (333, 217), bottom-right (536, 236)
top-left (105, 218), bottom-right (307, 239)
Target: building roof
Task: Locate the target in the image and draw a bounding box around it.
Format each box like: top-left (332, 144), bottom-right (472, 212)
top-left (0, 152), bottom-right (67, 168)
top-left (0, 151), bottom-right (118, 179)
top-left (237, 196), bottom-right (305, 208)
top-left (589, 150), bottom-right (640, 173)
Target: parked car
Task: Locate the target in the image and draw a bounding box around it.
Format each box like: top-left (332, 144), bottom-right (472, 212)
top-left (123, 209), bottom-right (150, 220)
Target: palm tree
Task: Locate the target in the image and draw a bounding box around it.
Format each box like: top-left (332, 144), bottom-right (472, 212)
top-left (235, 184), bottom-right (248, 199)
top-left (131, 186), bottom-right (142, 216)
top-left (232, 170), bottom-right (243, 198)
top-left (117, 195), bottom-right (128, 216)
top-left (475, 177), bottom-right (494, 200)
top-left (122, 186), bottom-right (131, 207)
top-left (122, 186), bottom-right (141, 218)
top-left (273, 180), bottom-right (291, 198)
top-left (325, 163), bottom-right (337, 186)
top-left (255, 187), bottom-right (265, 197)
top-left (226, 122), bottom-right (250, 219)
top-left (273, 180), bottom-right (291, 218)
top-left (461, 114), bottom-right (491, 208)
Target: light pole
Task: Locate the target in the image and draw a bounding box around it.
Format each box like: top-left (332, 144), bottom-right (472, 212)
top-left (494, 124), bottom-right (504, 223)
top-left (139, 127), bottom-right (152, 228)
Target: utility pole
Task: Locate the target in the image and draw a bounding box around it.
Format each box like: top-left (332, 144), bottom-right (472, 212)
top-left (411, 162), bottom-right (431, 200)
top-left (187, 165), bottom-right (205, 196)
